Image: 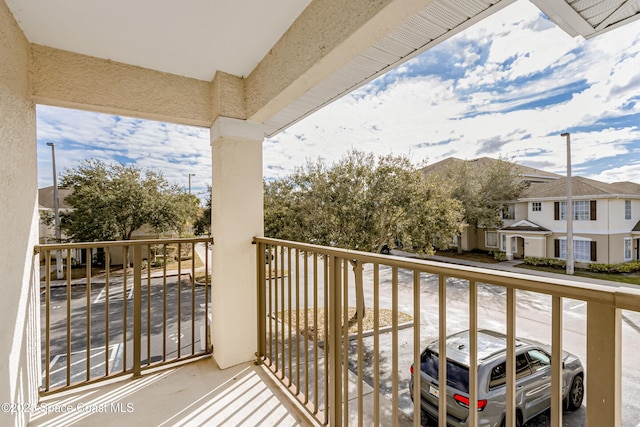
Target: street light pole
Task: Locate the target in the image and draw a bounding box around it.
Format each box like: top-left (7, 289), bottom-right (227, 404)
top-left (561, 133), bottom-right (574, 275)
top-left (46, 142), bottom-right (63, 279)
top-left (188, 173), bottom-right (195, 194)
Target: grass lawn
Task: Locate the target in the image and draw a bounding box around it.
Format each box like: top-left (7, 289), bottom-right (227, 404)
top-left (517, 264), bottom-right (640, 286)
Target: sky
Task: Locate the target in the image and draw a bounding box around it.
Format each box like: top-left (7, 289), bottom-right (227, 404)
top-left (37, 0), bottom-right (640, 199)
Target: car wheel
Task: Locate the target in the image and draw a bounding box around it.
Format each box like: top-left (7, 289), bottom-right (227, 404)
top-left (567, 375), bottom-right (584, 411)
top-left (500, 413), bottom-right (522, 427)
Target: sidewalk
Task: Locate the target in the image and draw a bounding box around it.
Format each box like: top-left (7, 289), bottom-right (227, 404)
top-left (392, 250), bottom-right (640, 290)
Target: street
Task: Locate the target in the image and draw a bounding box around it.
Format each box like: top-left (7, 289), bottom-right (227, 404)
top-left (266, 251), bottom-right (640, 426)
top-left (42, 273), bottom-right (209, 389)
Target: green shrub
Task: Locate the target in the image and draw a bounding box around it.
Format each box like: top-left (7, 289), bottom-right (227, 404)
top-left (524, 257), bottom-right (566, 269)
top-left (493, 251), bottom-right (507, 261)
top-left (588, 261), bottom-right (640, 274)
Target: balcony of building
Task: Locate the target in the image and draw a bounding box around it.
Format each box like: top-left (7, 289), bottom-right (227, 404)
top-left (26, 236), bottom-right (640, 426)
top-left (3, 0), bottom-right (640, 426)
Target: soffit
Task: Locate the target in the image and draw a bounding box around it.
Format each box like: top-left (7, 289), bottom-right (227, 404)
top-left (263, 0), bottom-right (517, 135)
top-left (5, 0), bottom-right (312, 82)
top-left (532, 0), bottom-right (640, 38)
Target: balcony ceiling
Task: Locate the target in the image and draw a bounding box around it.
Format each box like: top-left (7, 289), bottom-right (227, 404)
top-left (6, 0), bottom-right (640, 134)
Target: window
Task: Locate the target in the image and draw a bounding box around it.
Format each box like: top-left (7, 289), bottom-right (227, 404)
top-left (625, 200), bottom-right (632, 220)
top-left (531, 202), bottom-right (542, 212)
top-left (419, 349), bottom-right (470, 393)
top-left (625, 238), bottom-right (632, 261)
top-left (560, 200), bottom-right (591, 220)
top-left (501, 234), bottom-right (507, 252)
top-left (559, 239), bottom-right (593, 262)
top-left (501, 204), bottom-right (515, 220)
top-left (489, 354), bottom-right (532, 389)
top-left (526, 349), bottom-right (551, 372)
top-left (486, 231), bottom-right (498, 248)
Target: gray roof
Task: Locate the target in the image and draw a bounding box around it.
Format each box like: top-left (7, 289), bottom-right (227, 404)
top-left (522, 176), bottom-right (640, 199)
top-left (421, 157), bottom-right (562, 183)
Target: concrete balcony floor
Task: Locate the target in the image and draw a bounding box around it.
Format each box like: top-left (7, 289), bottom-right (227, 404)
top-left (30, 357), bottom-right (314, 427)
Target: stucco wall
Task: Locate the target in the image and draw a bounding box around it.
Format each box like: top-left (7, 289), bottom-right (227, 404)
top-left (0, 0), bottom-right (40, 424)
top-left (31, 44), bottom-right (213, 127)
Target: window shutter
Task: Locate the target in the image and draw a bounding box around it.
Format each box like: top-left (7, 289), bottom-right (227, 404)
top-left (554, 202), bottom-right (560, 220)
top-left (554, 239), bottom-right (560, 258)
top-left (590, 241), bottom-right (597, 261)
top-left (590, 200), bottom-right (597, 220)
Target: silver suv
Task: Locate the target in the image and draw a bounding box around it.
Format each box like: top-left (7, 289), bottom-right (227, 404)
top-left (409, 330), bottom-right (584, 427)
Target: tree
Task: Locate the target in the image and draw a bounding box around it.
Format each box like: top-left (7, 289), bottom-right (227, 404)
top-left (60, 159), bottom-right (198, 241)
top-left (264, 150), bottom-right (463, 322)
top-left (193, 185), bottom-right (212, 236)
top-left (429, 157), bottom-right (526, 251)
top-left (266, 150), bottom-right (463, 253)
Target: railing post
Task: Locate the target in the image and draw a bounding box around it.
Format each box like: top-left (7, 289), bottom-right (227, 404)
top-left (586, 301), bottom-right (621, 427)
top-left (328, 255), bottom-right (343, 426)
top-left (255, 240), bottom-right (266, 359)
top-left (133, 244), bottom-right (142, 378)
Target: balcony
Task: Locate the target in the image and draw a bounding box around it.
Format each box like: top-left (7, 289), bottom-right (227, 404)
top-left (29, 237), bottom-right (640, 426)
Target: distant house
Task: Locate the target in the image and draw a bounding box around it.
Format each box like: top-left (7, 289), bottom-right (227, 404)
top-left (503, 177), bottom-right (640, 264)
top-left (422, 158), bottom-right (640, 265)
top-left (421, 157), bottom-right (561, 253)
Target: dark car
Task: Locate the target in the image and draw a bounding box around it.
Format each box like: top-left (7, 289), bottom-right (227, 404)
top-left (409, 330), bottom-right (584, 427)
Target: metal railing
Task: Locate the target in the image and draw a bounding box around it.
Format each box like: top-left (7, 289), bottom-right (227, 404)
top-left (35, 237), bottom-right (213, 395)
top-left (254, 237), bottom-right (640, 427)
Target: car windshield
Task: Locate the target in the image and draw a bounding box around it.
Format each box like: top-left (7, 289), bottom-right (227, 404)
top-left (420, 349), bottom-right (469, 393)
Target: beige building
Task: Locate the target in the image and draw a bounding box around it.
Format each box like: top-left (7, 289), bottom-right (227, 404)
top-left (501, 176), bottom-right (640, 264)
top-left (424, 158), bottom-right (640, 265)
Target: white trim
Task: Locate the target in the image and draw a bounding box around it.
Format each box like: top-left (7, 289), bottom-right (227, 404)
top-left (211, 117), bottom-right (267, 143)
top-left (557, 235), bottom-right (591, 241)
top-left (530, 0), bottom-right (595, 37)
top-left (485, 230), bottom-right (498, 248)
top-left (624, 237), bottom-right (632, 261)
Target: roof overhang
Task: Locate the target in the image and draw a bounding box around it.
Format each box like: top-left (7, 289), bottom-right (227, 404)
top-left (7, 0), bottom-right (640, 134)
top-left (532, 0), bottom-right (640, 39)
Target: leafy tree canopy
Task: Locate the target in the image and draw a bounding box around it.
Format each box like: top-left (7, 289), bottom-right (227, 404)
top-left (193, 184), bottom-right (212, 236)
top-left (429, 156), bottom-right (526, 230)
top-left (60, 159), bottom-right (199, 241)
top-left (264, 150), bottom-right (463, 255)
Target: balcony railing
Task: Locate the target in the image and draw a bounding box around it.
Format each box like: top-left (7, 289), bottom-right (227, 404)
top-left (254, 237), bottom-right (640, 427)
top-left (34, 237), bottom-right (213, 395)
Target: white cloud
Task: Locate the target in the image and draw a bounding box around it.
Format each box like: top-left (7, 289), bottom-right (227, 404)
top-left (263, 0), bottom-right (640, 184)
top-left (37, 106), bottom-right (211, 196)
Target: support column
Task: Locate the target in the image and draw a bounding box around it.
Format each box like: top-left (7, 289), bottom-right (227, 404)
top-left (210, 117), bottom-right (265, 369)
top-left (586, 301), bottom-right (621, 427)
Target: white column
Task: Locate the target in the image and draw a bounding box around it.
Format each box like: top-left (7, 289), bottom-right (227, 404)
top-left (210, 117), bottom-right (265, 369)
top-left (504, 234), bottom-right (514, 260)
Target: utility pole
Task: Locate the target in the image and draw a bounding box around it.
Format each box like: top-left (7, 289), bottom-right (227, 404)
top-left (46, 142), bottom-right (63, 279)
top-left (561, 133), bottom-right (574, 275)
top-left (188, 173), bottom-right (195, 194)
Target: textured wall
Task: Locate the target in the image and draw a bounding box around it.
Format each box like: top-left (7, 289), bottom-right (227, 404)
top-left (0, 0), bottom-right (41, 425)
top-left (31, 44), bottom-right (213, 127)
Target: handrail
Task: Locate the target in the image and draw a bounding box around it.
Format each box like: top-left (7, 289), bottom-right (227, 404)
top-left (38, 237), bottom-right (213, 395)
top-left (254, 236), bottom-right (640, 311)
top-left (254, 236), bottom-right (636, 426)
top-left (34, 236), bottom-right (213, 253)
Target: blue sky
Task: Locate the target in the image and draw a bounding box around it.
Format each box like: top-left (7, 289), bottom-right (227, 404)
top-left (37, 0), bottom-right (640, 199)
